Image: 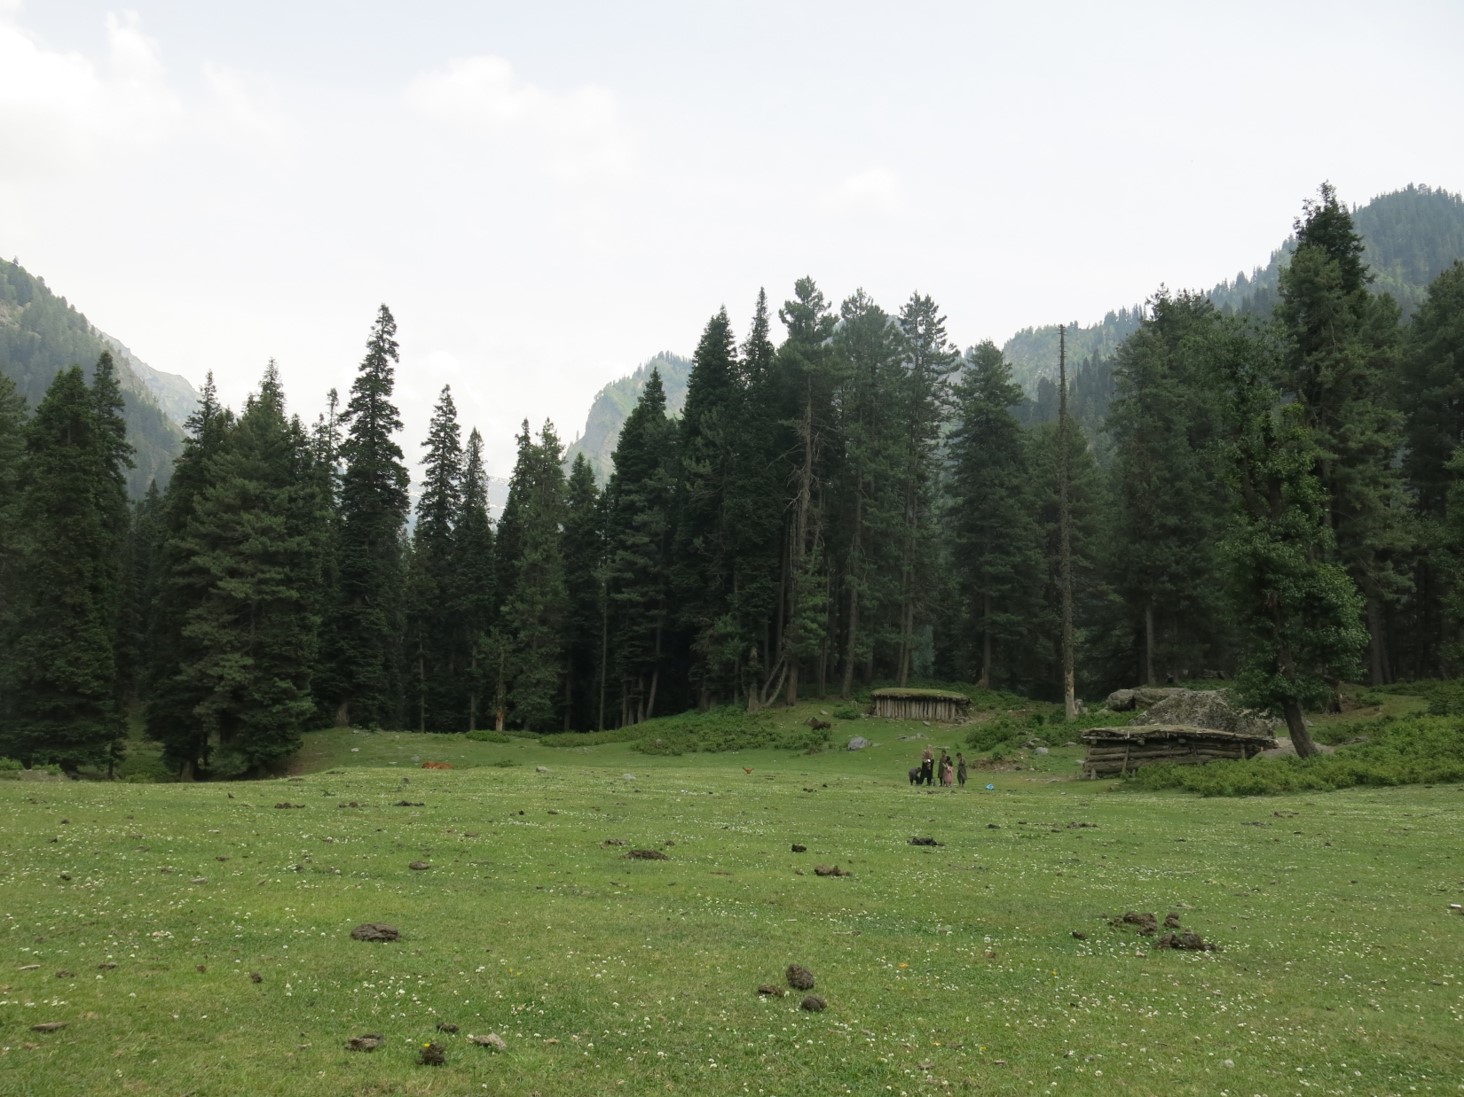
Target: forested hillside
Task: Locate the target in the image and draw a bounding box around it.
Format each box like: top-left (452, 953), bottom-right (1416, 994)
top-left (0, 259), bottom-right (191, 496)
top-left (2, 183), bottom-right (1462, 779)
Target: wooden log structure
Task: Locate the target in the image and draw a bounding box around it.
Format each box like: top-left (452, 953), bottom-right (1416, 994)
top-left (870, 688), bottom-right (971, 723)
top-left (1080, 724), bottom-right (1277, 779)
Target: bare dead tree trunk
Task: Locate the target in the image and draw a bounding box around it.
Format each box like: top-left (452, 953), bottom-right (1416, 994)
top-left (1058, 325), bottom-right (1078, 720)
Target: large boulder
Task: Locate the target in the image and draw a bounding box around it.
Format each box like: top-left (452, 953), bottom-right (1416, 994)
top-left (1105, 686), bottom-right (1189, 711)
top-left (1143, 689), bottom-right (1278, 736)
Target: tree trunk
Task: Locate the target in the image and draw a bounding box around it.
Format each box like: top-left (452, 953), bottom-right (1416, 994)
top-left (979, 591), bottom-right (992, 690)
top-left (1058, 325), bottom-right (1078, 720)
top-left (1365, 592), bottom-right (1388, 686)
top-left (1143, 597), bottom-right (1156, 687)
top-left (1282, 697), bottom-right (1318, 758)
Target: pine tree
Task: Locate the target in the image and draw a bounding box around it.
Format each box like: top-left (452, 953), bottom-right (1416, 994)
top-left (893, 293), bottom-right (959, 685)
top-left (946, 341), bottom-right (1042, 688)
top-left (729, 289), bottom-right (786, 709)
top-left (1106, 291), bottom-right (1230, 684)
top-left (0, 374), bottom-right (26, 721)
top-left (3, 364), bottom-right (131, 771)
top-left (455, 428), bottom-right (496, 730)
top-left (774, 278), bottom-right (837, 704)
top-left (405, 386), bottom-right (464, 731)
top-left (1396, 261), bottom-right (1464, 674)
top-left (500, 422), bottom-right (569, 729)
top-left (145, 374), bottom-right (235, 775)
top-left (829, 289), bottom-right (903, 697)
top-left (563, 454), bottom-right (605, 729)
top-left (605, 372), bottom-right (678, 724)
top-left (175, 363), bottom-right (322, 775)
top-left (330, 305), bottom-right (410, 727)
top-left (1277, 184), bottom-right (1408, 684)
top-left (674, 308), bottom-right (744, 706)
top-left (1211, 320), bottom-right (1366, 756)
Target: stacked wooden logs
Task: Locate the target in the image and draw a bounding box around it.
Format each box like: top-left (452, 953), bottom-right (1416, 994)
top-left (1080, 724), bottom-right (1277, 779)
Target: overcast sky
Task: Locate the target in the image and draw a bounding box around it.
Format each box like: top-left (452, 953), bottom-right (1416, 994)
top-left (3, 0), bottom-right (1461, 474)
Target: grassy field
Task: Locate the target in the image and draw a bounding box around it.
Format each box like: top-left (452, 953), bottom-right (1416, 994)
top-left (2, 709), bottom-right (1462, 1096)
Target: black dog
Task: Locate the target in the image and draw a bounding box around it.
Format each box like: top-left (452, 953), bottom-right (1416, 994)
top-left (908, 766), bottom-right (921, 785)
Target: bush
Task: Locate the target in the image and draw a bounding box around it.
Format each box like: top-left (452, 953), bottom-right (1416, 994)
top-left (465, 729), bottom-right (511, 744)
top-left (831, 705), bottom-right (864, 721)
top-left (1123, 715), bottom-right (1464, 795)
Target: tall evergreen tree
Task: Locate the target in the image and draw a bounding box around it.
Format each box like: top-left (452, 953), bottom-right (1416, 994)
top-left (0, 373), bottom-right (26, 720)
top-left (892, 293), bottom-right (959, 685)
top-left (405, 386), bottom-right (464, 731)
top-left (729, 289), bottom-right (786, 709)
top-left (674, 308), bottom-right (744, 706)
top-left (1276, 184), bottom-right (1408, 683)
top-left (1106, 291), bottom-right (1230, 684)
top-left (175, 363), bottom-right (323, 775)
top-left (774, 278), bottom-right (837, 704)
top-left (829, 289), bottom-right (903, 696)
top-left (563, 454), bottom-right (605, 729)
top-left (145, 374), bottom-right (235, 775)
top-left (500, 422), bottom-right (569, 729)
top-left (455, 428), bottom-right (496, 730)
top-left (946, 341), bottom-right (1042, 688)
top-left (1210, 320), bottom-right (1366, 756)
top-left (329, 305), bottom-right (410, 727)
top-left (3, 363), bottom-right (131, 771)
top-left (605, 371), bottom-right (678, 724)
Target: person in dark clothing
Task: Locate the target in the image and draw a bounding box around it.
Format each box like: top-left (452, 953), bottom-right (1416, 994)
top-left (920, 745), bottom-right (934, 786)
top-left (956, 752), bottom-right (967, 787)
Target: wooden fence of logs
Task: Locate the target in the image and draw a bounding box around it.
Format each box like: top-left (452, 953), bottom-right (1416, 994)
top-left (870, 688), bottom-right (971, 723)
top-left (1080, 724), bottom-right (1277, 779)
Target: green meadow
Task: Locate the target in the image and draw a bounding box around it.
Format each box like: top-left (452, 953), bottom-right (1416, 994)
top-left (2, 710), bottom-right (1462, 1097)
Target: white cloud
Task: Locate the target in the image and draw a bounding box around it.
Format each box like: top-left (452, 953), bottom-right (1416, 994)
top-left (200, 62), bottom-right (290, 151)
top-left (0, 8), bottom-right (179, 178)
top-left (404, 55), bottom-right (632, 183)
top-left (820, 166), bottom-right (905, 218)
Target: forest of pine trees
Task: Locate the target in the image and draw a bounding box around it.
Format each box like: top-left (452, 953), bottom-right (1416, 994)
top-left (2, 185), bottom-right (1464, 776)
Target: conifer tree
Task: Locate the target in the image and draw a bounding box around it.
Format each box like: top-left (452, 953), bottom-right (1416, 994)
top-left (175, 363), bottom-right (322, 775)
top-left (605, 372), bottom-right (678, 723)
top-left (775, 278), bottom-right (837, 704)
top-left (829, 289), bottom-right (903, 697)
top-left (1277, 184), bottom-right (1407, 683)
top-left (0, 374), bottom-right (26, 719)
top-left (455, 428), bottom-right (497, 730)
top-left (330, 305), bottom-right (410, 727)
top-left (1106, 291), bottom-right (1230, 684)
top-left (946, 341), bottom-right (1042, 688)
top-left (729, 289), bottom-right (785, 709)
top-left (1211, 320), bottom-right (1366, 756)
top-left (3, 364), bottom-right (131, 771)
top-left (500, 422), bottom-right (569, 729)
top-left (563, 454), bottom-right (605, 729)
top-left (674, 308), bottom-right (744, 706)
top-left (145, 374), bottom-right (235, 775)
top-left (893, 293), bottom-right (959, 685)
top-left (405, 386), bottom-right (464, 730)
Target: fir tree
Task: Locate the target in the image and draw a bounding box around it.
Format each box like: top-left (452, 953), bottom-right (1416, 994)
top-left (455, 428), bottom-right (496, 730)
top-left (3, 364), bottom-right (131, 772)
top-left (330, 305), bottom-right (410, 727)
top-left (946, 341), bottom-right (1042, 688)
top-left (605, 371), bottom-right (678, 724)
top-left (176, 363), bottom-right (322, 775)
top-left (145, 374), bottom-right (235, 775)
top-left (405, 386), bottom-right (464, 731)
top-left (563, 454), bottom-right (605, 729)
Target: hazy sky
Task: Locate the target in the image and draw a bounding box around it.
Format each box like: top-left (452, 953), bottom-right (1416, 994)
top-left (3, 0), bottom-right (1461, 473)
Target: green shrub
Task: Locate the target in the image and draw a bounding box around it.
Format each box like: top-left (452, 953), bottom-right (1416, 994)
top-left (466, 729), bottom-right (512, 744)
top-left (1123, 715), bottom-right (1464, 795)
top-left (831, 705), bottom-right (864, 721)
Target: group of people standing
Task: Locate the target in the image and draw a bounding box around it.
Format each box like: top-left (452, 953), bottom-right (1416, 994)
top-left (917, 745), bottom-right (966, 787)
